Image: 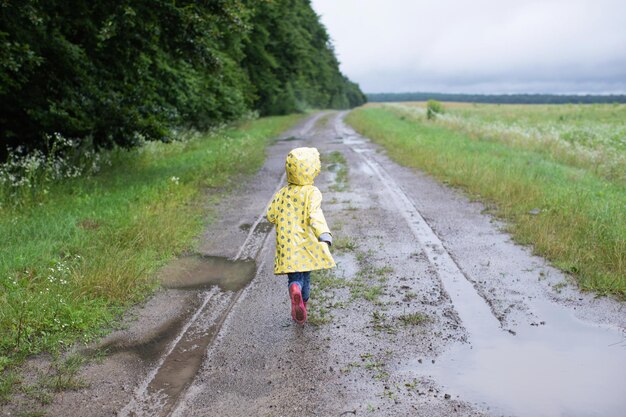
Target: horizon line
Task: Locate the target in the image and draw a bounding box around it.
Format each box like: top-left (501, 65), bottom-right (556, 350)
top-left (365, 91), bottom-right (626, 96)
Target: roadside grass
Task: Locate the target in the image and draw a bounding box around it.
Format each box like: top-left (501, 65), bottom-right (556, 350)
top-left (334, 236), bottom-right (358, 252)
top-left (371, 310), bottom-right (395, 334)
top-left (0, 370), bottom-right (20, 404)
top-left (308, 268), bottom-right (346, 326)
top-left (41, 354), bottom-right (87, 392)
top-left (0, 114), bottom-right (304, 372)
top-left (8, 353), bottom-right (88, 414)
top-left (341, 352), bottom-right (390, 381)
top-left (346, 105), bottom-right (625, 298)
top-left (308, 252), bottom-right (396, 325)
top-left (398, 312), bottom-right (427, 326)
top-left (350, 280), bottom-right (384, 303)
top-left (2, 352), bottom-right (92, 415)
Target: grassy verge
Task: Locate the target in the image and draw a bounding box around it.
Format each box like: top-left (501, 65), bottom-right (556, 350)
top-left (0, 114), bottom-right (304, 372)
top-left (346, 105), bottom-right (625, 298)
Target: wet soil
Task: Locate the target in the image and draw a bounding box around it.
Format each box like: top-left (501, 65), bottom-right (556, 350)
top-left (5, 111), bottom-right (624, 417)
top-left (159, 255), bottom-right (256, 292)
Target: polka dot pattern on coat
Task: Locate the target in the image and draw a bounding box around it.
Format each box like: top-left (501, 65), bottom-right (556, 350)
top-left (266, 147), bottom-right (335, 274)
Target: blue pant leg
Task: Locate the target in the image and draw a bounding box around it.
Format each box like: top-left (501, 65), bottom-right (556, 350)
top-left (287, 273), bottom-right (303, 292)
top-left (301, 271), bottom-right (311, 302)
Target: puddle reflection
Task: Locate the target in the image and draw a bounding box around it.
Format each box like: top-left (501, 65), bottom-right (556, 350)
top-left (412, 300), bottom-right (626, 417)
top-left (159, 255), bottom-right (256, 292)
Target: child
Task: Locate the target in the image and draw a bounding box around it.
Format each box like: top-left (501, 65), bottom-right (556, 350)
top-left (267, 147), bottom-right (335, 325)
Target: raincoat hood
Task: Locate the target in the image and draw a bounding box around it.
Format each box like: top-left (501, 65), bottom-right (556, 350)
top-left (286, 147), bottom-right (320, 185)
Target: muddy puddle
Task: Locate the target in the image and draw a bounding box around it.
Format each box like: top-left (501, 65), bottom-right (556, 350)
top-left (407, 299), bottom-right (626, 417)
top-left (341, 135), bottom-right (366, 146)
top-left (120, 253), bottom-right (260, 416)
top-left (97, 313), bottom-right (193, 364)
top-left (159, 255), bottom-right (256, 292)
top-left (118, 287), bottom-right (236, 417)
top-left (239, 221), bottom-right (273, 234)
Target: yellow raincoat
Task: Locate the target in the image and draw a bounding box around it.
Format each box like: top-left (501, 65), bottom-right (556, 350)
top-left (267, 147), bottom-right (336, 274)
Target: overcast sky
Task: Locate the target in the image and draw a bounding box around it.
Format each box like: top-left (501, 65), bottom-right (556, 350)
top-left (311, 0), bottom-right (626, 94)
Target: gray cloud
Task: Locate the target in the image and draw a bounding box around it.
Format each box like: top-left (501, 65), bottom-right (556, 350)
top-left (312, 0), bottom-right (626, 93)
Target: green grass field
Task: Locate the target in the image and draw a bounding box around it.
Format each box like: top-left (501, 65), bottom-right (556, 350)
top-left (394, 102), bottom-right (626, 183)
top-left (346, 103), bottom-right (625, 298)
top-left (0, 114), bottom-right (303, 371)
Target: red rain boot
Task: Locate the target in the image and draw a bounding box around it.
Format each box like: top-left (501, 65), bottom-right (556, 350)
top-left (289, 283), bottom-right (306, 325)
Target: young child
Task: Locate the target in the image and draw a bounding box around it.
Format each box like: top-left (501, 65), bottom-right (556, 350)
top-left (267, 147), bottom-right (335, 325)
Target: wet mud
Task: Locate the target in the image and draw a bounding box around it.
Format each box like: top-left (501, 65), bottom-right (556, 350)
top-left (97, 312), bottom-right (194, 364)
top-left (159, 255), bottom-right (256, 292)
top-left (100, 255), bottom-right (258, 416)
top-left (280, 135), bottom-right (300, 142)
top-left (120, 288), bottom-right (236, 417)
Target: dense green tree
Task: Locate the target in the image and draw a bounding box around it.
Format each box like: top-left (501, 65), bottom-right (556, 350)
top-left (242, 0), bottom-right (365, 115)
top-left (0, 0), bottom-right (365, 158)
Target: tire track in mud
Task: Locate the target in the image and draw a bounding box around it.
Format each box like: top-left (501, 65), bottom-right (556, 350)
top-left (117, 114), bottom-right (325, 417)
top-left (334, 115), bottom-right (502, 339)
top-left (119, 215), bottom-right (273, 417)
top-left (334, 112), bottom-right (626, 417)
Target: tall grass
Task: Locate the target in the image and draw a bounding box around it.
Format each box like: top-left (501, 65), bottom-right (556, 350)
top-left (346, 105), bottom-right (625, 298)
top-left (0, 114), bottom-right (303, 369)
top-left (390, 102), bottom-right (626, 184)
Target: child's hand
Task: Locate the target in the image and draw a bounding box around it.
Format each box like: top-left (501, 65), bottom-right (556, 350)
top-left (319, 232), bottom-right (333, 246)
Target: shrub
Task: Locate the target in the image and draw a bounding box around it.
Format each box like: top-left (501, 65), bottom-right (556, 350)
top-left (426, 100), bottom-right (445, 120)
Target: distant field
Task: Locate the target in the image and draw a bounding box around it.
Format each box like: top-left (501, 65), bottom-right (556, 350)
top-left (367, 92), bottom-right (626, 104)
top-left (393, 102), bottom-right (626, 183)
top-left (347, 102), bottom-right (625, 298)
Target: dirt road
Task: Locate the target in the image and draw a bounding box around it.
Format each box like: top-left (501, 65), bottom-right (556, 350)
top-left (23, 112), bottom-right (626, 417)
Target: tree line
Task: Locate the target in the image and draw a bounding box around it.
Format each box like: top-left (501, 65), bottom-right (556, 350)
top-left (368, 92), bottom-right (626, 104)
top-left (0, 0), bottom-right (366, 157)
